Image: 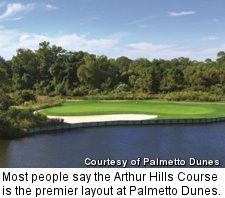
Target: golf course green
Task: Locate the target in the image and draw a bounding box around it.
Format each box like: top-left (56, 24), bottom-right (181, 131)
top-left (41, 100), bottom-right (225, 119)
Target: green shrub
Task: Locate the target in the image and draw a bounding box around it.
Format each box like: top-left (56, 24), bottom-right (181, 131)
top-left (163, 91), bottom-right (225, 102)
top-left (114, 83), bottom-right (129, 93)
top-left (0, 89), bottom-right (15, 110)
top-left (14, 90), bottom-right (36, 105)
top-left (73, 85), bottom-right (91, 96)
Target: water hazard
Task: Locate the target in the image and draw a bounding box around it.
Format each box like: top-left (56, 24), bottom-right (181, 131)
top-left (0, 123), bottom-right (225, 168)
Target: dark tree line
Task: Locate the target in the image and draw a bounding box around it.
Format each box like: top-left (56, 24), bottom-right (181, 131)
top-left (1, 41), bottom-right (225, 100)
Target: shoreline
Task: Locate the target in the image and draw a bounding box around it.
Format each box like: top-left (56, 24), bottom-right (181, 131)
top-left (27, 116), bottom-right (225, 137)
top-left (2, 115), bottom-right (225, 139)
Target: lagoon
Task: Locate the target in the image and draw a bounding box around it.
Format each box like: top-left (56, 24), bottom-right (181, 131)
top-left (0, 123), bottom-right (225, 168)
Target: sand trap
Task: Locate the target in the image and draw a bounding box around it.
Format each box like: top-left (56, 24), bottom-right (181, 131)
top-left (47, 114), bottom-right (157, 124)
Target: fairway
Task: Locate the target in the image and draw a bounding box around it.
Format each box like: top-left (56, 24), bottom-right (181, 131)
top-left (41, 100), bottom-right (225, 119)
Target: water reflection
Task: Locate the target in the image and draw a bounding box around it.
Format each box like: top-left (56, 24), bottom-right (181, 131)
top-left (0, 123), bottom-right (225, 168)
top-left (0, 140), bottom-right (11, 167)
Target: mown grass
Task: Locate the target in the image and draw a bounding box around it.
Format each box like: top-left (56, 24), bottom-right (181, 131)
top-left (41, 100), bottom-right (225, 119)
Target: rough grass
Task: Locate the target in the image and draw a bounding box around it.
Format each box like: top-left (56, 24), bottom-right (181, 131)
top-left (41, 100), bottom-right (225, 119)
top-left (16, 96), bottom-right (63, 111)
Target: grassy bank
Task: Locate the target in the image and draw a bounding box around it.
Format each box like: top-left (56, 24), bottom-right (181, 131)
top-left (41, 100), bottom-right (225, 119)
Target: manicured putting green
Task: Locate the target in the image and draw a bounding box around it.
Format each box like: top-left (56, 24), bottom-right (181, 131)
top-left (41, 100), bottom-right (225, 119)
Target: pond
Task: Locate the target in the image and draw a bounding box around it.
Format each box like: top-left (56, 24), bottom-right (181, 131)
top-left (0, 123), bottom-right (225, 168)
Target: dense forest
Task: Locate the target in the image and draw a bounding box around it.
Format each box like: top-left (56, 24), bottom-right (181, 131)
top-left (1, 41), bottom-right (225, 138)
top-left (1, 41), bottom-right (225, 101)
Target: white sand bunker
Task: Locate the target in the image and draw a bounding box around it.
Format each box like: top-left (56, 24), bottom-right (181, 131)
top-left (47, 114), bottom-right (158, 124)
